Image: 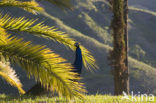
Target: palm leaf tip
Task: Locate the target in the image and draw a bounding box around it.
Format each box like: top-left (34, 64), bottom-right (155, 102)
top-left (80, 45), bottom-right (98, 71)
top-left (0, 61), bottom-right (25, 94)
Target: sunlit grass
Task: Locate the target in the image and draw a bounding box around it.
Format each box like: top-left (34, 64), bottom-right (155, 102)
top-left (1, 94), bottom-right (156, 103)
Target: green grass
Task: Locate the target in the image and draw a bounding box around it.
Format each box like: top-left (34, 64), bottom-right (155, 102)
top-left (0, 94), bottom-right (156, 103)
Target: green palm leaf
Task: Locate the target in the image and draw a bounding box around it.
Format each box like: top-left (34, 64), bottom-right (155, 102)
top-left (0, 0), bottom-right (44, 14)
top-left (0, 31), bottom-right (86, 99)
top-left (0, 61), bottom-right (25, 94)
top-left (0, 13), bottom-right (97, 71)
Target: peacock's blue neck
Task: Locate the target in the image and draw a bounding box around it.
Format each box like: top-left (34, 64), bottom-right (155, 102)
top-left (73, 47), bottom-right (82, 74)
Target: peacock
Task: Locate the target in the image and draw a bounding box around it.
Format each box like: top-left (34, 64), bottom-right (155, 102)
top-left (25, 42), bottom-right (83, 95)
top-left (72, 42), bottom-right (82, 75)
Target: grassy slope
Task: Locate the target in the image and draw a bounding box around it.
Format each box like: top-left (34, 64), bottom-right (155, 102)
top-left (129, 7), bottom-right (156, 16)
top-left (1, 94), bottom-right (156, 103)
top-left (128, 0), bottom-right (156, 11)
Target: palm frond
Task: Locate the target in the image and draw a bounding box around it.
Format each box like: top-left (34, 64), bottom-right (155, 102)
top-left (0, 0), bottom-right (44, 14)
top-left (0, 61), bottom-right (25, 94)
top-left (0, 26), bottom-right (10, 44)
top-left (0, 32), bottom-right (86, 99)
top-left (0, 13), bottom-right (97, 71)
top-left (80, 46), bottom-right (98, 71)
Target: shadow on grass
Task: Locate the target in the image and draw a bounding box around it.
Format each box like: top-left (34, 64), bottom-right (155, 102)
top-left (0, 95), bottom-right (37, 101)
top-left (0, 94), bottom-right (67, 103)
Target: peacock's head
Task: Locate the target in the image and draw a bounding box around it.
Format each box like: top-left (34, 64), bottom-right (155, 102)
top-left (74, 42), bottom-right (80, 47)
